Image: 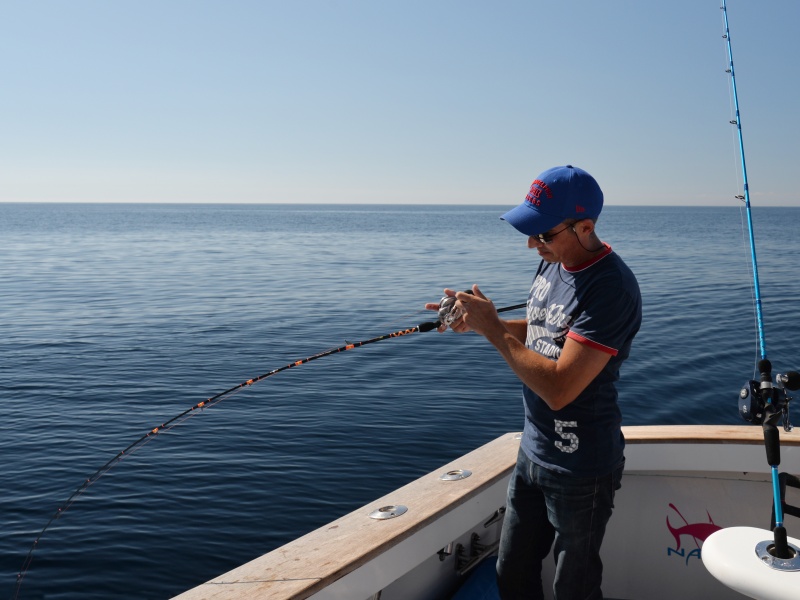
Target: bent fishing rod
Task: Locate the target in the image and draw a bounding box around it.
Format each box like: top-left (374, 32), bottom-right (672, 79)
top-left (14, 296), bottom-right (525, 597)
top-left (722, 0), bottom-right (799, 562)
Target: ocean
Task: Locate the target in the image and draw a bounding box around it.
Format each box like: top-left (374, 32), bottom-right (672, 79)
top-left (2, 203), bottom-right (800, 599)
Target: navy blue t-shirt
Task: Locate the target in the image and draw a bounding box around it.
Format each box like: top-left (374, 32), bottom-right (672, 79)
top-left (520, 244), bottom-right (642, 477)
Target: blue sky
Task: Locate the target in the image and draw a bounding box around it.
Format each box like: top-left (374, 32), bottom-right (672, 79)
top-left (1, 1), bottom-right (797, 205)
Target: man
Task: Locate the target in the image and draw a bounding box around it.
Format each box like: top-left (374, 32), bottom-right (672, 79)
top-left (429, 165), bottom-right (641, 599)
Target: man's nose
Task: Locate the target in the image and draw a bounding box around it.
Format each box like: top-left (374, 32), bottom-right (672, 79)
top-left (527, 236), bottom-right (543, 249)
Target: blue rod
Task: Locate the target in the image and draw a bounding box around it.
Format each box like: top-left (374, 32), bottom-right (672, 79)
top-left (721, 0), bottom-right (767, 361)
top-left (772, 465), bottom-right (784, 527)
top-left (722, 2), bottom-right (785, 545)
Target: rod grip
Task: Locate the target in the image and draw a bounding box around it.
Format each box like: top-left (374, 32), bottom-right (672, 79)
top-left (418, 320), bottom-right (440, 333)
top-left (763, 422), bottom-right (781, 466)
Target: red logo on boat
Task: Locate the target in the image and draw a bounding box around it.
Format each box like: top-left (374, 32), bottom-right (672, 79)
top-left (666, 503), bottom-right (722, 565)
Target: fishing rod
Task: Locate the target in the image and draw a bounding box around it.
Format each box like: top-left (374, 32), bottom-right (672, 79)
top-left (14, 296), bottom-right (526, 597)
top-left (721, 0), bottom-right (767, 362)
top-left (722, 0), bottom-right (798, 563)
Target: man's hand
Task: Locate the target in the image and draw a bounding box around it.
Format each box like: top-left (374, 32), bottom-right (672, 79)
top-left (454, 285), bottom-right (500, 337)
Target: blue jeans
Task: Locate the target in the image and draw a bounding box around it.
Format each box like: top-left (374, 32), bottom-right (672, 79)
top-left (496, 448), bottom-right (623, 600)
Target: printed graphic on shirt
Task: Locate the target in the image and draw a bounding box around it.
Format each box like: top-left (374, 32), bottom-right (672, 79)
top-left (554, 419), bottom-right (579, 453)
top-left (527, 275), bottom-right (572, 359)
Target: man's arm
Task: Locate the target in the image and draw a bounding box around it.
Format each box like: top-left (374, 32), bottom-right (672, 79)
top-left (456, 286), bottom-right (611, 411)
top-left (499, 319), bottom-right (527, 344)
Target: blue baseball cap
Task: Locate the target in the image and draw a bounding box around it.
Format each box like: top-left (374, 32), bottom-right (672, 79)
top-left (501, 165), bottom-right (604, 236)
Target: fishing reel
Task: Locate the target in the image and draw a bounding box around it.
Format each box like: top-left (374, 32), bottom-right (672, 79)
top-left (437, 290), bottom-right (474, 329)
top-left (739, 360), bottom-right (799, 431)
top-left (738, 361), bottom-right (800, 562)
top-left (438, 296), bottom-right (463, 329)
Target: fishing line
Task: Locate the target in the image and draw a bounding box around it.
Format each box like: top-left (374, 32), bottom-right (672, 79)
top-left (13, 298), bottom-right (525, 597)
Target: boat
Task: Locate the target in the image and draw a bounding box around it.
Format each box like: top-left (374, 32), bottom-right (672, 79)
top-left (171, 425), bottom-right (800, 600)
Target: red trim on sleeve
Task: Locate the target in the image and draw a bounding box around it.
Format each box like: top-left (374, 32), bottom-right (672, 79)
top-left (566, 331), bottom-right (619, 356)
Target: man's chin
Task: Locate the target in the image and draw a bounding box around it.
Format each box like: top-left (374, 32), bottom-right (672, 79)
top-left (538, 251), bottom-right (557, 263)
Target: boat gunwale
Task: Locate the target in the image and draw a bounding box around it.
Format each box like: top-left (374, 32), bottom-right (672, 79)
top-left (624, 424), bottom-right (800, 445)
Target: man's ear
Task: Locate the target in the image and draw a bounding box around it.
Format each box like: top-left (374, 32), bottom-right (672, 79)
top-left (573, 219), bottom-right (595, 236)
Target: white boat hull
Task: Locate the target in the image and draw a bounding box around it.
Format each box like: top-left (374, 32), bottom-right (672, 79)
top-left (174, 426), bottom-right (800, 600)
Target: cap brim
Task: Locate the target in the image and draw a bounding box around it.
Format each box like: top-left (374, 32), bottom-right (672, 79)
top-left (500, 203), bottom-right (564, 237)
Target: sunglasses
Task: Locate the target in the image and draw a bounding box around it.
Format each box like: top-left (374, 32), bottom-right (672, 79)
top-left (534, 221), bottom-right (577, 244)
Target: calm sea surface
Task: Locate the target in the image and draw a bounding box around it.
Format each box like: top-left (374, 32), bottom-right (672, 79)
top-left (2, 203), bottom-right (800, 599)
